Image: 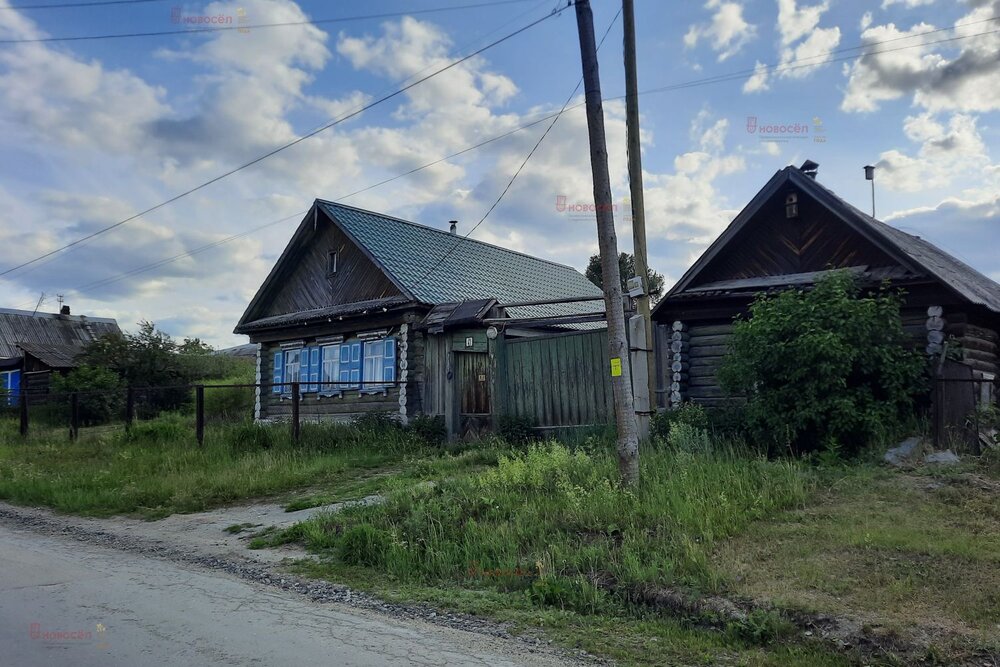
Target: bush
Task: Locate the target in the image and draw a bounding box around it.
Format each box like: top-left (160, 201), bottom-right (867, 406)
top-left (667, 422), bottom-right (713, 454)
top-left (350, 411), bottom-right (401, 435)
top-left (227, 421), bottom-right (282, 453)
top-left (406, 414), bottom-right (446, 445)
top-left (650, 402), bottom-right (709, 443)
top-left (495, 414), bottom-right (538, 445)
top-left (50, 365), bottom-right (124, 425)
top-left (718, 272), bottom-right (926, 457)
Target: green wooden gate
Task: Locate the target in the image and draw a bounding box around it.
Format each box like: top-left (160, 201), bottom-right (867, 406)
top-left (499, 329), bottom-right (612, 428)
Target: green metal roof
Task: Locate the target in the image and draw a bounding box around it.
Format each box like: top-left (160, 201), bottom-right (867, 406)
top-left (318, 201), bottom-right (603, 319)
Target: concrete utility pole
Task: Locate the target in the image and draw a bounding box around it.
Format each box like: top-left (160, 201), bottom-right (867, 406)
top-left (622, 0), bottom-right (655, 436)
top-left (574, 0), bottom-right (640, 485)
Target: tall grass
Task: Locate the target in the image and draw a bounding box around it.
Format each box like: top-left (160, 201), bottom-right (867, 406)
top-left (0, 415), bottom-right (426, 517)
top-left (285, 439), bottom-right (813, 608)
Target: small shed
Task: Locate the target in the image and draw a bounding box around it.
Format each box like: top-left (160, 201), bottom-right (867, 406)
top-left (652, 162), bottom-right (1000, 408)
top-left (0, 306), bottom-right (121, 397)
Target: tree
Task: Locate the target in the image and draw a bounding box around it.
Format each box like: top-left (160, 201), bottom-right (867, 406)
top-left (718, 272), bottom-right (926, 457)
top-left (178, 337), bottom-right (214, 355)
top-left (79, 321), bottom-right (190, 413)
top-left (50, 365), bottom-right (123, 426)
top-left (586, 252), bottom-right (665, 302)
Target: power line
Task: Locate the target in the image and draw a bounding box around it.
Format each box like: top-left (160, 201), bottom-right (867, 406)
top-left (0, 0), bottom-right (537, 42)
top-left (0, 4), bottom-right (570, 280)
top-left (11, 13), bottom-right (999, 300)
top-left (1, 0), bottom-right (167, 10)
top-left (409, 4), bottom-right (620, 293)
top-left (32, 108), bottom-right (566, 304)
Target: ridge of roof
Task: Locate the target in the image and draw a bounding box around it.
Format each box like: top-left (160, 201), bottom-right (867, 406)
top-left (0, 307), bottom-right (118, 325)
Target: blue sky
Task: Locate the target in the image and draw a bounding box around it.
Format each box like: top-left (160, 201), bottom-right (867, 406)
top-left (0, 0), bottom-right (997, 346)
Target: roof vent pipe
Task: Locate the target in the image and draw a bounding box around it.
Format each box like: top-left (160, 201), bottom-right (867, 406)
top-left (449, 220), bottom-right (458, 235)
top-left (60, 305), bottom-right (70, 316)
top-left (800, 159), bottom-right (819, 179)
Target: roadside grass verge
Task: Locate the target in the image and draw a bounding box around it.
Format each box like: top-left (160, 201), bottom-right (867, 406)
top-left (712, 460), bottom-right (1000, 659)
top-left (0, 415), bottom-right (468, 518)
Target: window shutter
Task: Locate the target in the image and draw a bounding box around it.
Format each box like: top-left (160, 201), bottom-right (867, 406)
top-left (309, 347), bottom-right (320, 392)
top-left (272, 351), bottom-right (283, 393)
top-left (350, 341), bottom-right (362, 388)
top-left (383, 337), bottom-right (396, 383)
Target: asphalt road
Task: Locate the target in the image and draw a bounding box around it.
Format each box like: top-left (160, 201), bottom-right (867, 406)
top-left (0, 523), bottom-right (557, 667)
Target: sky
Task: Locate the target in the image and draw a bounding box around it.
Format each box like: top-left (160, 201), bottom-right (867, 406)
top-left (0, 0), bottom-right (997, 348)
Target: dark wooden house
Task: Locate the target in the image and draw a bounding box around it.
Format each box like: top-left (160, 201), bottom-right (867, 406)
top-left (652, 162), bottom-right (1000, 408)
top-left (0, 306), bottom-right (121, 397)
top-left (234, 200), bottom-right (604, 425)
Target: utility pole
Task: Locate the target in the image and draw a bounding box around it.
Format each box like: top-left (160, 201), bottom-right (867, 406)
top-left (575, 0), bottom-right (640, 485)
top-left (622, 0), bottom-right (655, 436)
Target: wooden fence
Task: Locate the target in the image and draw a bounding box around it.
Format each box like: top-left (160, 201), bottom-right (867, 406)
top-left (498, 329), bottom-right (613, 429)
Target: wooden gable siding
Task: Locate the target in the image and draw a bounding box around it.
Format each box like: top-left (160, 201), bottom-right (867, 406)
top-left (691, 191), bottom-right (899, 286)
top-left (259, 218), bottom-right (402, 319)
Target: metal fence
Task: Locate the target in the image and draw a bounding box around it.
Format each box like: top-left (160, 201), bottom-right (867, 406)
top-left (2, 380), bottom-right (402, 445)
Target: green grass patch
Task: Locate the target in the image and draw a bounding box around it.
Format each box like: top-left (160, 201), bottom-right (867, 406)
top-left (277, 441), bottom-right (811, 595)
top-left (0, 415), bottom-right (448, 518)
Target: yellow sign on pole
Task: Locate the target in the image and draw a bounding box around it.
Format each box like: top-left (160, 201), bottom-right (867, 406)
top-left (610, 357), bottom-right (622, 377)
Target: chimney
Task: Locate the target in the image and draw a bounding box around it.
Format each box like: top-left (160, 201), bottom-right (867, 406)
top-left (449, 220), bottom-right (458, 235)
top-left (799, 159), bottom-right (819, 179)
top-left (60, 305), bottom-right (71, 316)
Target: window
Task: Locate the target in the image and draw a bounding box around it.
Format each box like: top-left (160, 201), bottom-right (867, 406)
top-left (362, 337), bottom-right (396, 388)
top-left (321, 344), bottom-right (340, 393)
top-left (1, 370), bottom-right (19, 406)
top-left (283, 348), bottom-right (301, 393)
top-left (326, 250), bottom-right (338, 276)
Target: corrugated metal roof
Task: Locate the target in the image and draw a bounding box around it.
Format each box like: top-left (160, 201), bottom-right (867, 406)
top-left (16, 341), bottom-right (84, 368)
top-left (318, 201), bottom-right (604, 320)
top-left (0, 308), bottom-right (120, 361)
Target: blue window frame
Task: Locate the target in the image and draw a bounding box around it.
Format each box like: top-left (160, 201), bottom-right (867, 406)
top-left (272, 351), bottom-right (283, 393)
top-left (272, 337), bottom-right (395, 395)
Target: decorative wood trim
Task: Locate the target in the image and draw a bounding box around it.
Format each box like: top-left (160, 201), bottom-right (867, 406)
top-left (669, 321), bottom-right (687, 408)
top-left (398, 323), bottom-right (409, 423)
top-left (254, 343), bottom-right (262, 421)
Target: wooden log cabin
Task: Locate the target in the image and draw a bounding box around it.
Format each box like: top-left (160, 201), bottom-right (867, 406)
top-left (652, 161), bottom-right (1000, 409)
top-left (234, 200), bottom-right (603, 424)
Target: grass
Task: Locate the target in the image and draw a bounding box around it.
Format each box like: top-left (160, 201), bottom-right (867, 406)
top-left (711, 461), bottom-right (1000, 659)
top-left (0, 414), bottom-right (467, 518)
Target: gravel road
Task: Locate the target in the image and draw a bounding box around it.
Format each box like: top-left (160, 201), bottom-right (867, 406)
top-left (0, 502), bottom-right (590, 667)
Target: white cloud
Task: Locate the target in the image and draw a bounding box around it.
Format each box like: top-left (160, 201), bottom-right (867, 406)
top-left (743, 61), bottom-right (770, 93)
top-left (684, 0), bottom-right (757, 62)
top-left (875, 112), bottom-right (989, 192)
top-left (842, 2), bottom-right (1000, 113)
top-left (775, 0), bottom-right (842, 79)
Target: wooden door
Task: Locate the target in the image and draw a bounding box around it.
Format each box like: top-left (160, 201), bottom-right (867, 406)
top-left (457, 352), bottom-right (491, 415)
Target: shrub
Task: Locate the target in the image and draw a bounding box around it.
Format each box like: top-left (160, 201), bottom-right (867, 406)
top-left (350, 411), bottom-right (401, 434)
top-left (406, 414), bottom-right (446, 445)
top-left (495, 414), bottom-right (538, 445)
top-left (718, 271), bottom-right (926, 457)
top-left (50, 365), bottom-right (124, 425)
top-left (667, 422), bottom-right (713, 454)
top-left (650, 402), bottom-right (709, 443)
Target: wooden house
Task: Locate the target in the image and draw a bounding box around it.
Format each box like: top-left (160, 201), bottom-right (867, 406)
top-left (0, 305), bottom-right (121, 397)
top-left (652, 161), bottom-right (1000, 408)
top-left (234, 200), bottom-right (604, 426)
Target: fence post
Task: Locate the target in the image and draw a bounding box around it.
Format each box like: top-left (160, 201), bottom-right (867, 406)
top-left (69, 392), bottom-right (79, 441)
top-left (19, 392), bottom-right (28, 438)
top-left (195, 385), bottom-right (205, 447)
top-left (125, 387), bottom-right (135, 430)
top-left (290, 382), bottom-right (300, 443)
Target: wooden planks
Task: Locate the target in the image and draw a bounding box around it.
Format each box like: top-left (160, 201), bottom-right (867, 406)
top-left (502, 329), bottom-right (612, 427)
